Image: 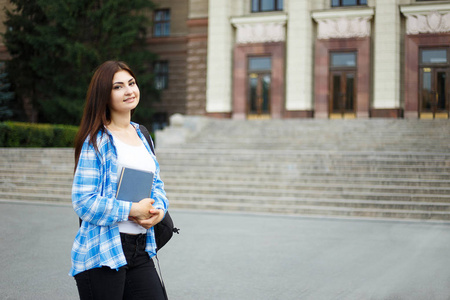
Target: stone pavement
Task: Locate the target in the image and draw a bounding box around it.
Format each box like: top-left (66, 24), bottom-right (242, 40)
top-left (1, 201), bottom-right (450, 300)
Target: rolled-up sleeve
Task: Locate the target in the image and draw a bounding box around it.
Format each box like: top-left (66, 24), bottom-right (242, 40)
top-left (151, 158), bottom-right (169, 213)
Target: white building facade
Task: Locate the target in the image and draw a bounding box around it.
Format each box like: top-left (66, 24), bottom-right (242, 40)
top-left (205, 0), bottom-right (450, 119)
top-left (1, 0), bottom-right (449, 123)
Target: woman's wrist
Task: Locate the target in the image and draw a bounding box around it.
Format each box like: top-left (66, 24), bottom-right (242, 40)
top-left (129, 198), bottom-right (155, 219)
top-left (129, 202), bottom-right (141, 218)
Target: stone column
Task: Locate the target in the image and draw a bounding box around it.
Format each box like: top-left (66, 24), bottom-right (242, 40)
top-left (285, 0), bottom-right (313, 114)
top-left (373, 0), bottom-right (402, 112)
top-left (206, 0), bottom-right (233, 115)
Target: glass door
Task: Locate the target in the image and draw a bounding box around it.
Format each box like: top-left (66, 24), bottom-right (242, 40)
top-left (248, 56), bottom-right (272, 119)
top-left (419, 48), bottom-right (449, 119)
top-left (329, 52), bottom-right (357, 119)
top-left (330, 71), bottom-right (356, 118)
top-left (436, 70), bottom-right (449, 118)
top-left (249, 73), bottom-right (270, 117)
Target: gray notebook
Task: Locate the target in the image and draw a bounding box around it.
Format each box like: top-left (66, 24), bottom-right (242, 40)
top-left (116, 167), bottom-right (154, 202)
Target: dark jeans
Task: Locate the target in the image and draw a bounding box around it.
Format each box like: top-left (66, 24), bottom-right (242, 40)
top-left (74, 233), bottom-right (166, 300)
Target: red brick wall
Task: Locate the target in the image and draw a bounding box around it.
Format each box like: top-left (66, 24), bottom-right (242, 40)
top-left (186, 18), bottom-right (208, 115)
top-left (148, 37), bottom-right (188, 117)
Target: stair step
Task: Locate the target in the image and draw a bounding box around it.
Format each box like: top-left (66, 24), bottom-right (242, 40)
top-left (0, 191), bottom-right (70, 202)
top-left (165, 188), bottom-right (450, 203)
top-left (162, 182), bottom-right (450, 195)
top-left (161, 175), bottom-right (450, 187)
top-left (169, 200), bottom-right (450, 221)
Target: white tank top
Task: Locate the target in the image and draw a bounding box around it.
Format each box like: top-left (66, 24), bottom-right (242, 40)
top-left (113, 135), bottom-right (156, 234)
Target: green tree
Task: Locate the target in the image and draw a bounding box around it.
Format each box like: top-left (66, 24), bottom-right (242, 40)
top-left (3, 0), bottom-right (157, 125)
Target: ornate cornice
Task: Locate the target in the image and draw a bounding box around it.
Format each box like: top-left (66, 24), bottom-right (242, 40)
top-left (231, 14), bottom-right (287, 44)
top-left (400, 4), bottom-right (450, 35)
top-left (312, 8), bottom-right (374, 40)
top-left (315, 17), bottom-right (372, 39)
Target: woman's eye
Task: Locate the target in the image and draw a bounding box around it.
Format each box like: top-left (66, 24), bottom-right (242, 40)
top-left (129, 81), bottom-right (135, 86)
top-left (113, 86), bottom-right (121, 90)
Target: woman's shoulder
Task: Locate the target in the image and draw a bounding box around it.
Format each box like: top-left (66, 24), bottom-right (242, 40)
top-left (130, 121), bottom-right (140, 129)
top-left (97, 130), bottom-right (114, 149)
top-left (82, 129), bottom-right (112, 151)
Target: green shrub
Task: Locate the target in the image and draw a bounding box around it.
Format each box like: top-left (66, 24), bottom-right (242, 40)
top-left (53, 124), bottom-right (79, 147)
top-left (0, 122), bottom-right (78, 147)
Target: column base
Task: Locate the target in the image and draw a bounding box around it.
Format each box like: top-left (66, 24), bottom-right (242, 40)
top-left (283, 110), bottom-right (314, 118)
top-left (370, 108), bottom-right (403, 118)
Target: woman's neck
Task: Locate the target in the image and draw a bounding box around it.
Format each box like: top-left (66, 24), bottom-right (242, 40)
top-left (108, 113), bottom-right (131, 131)
top-left (107, 115), bottom-right (141, 146)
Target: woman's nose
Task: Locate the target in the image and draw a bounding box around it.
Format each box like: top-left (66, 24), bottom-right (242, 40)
top-left (124, 85), bottom-right (132, 94)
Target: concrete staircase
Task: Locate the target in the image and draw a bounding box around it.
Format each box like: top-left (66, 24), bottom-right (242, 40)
top-left (156, 117), bottom-right (450, 221)
top-left (0, 148), bottom-right (74, 203)
top-left (1, 118), bottom-right (449, 221)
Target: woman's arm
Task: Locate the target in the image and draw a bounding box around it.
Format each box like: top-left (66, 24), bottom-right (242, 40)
top-left (72, 139), bottom-right (146, 226)
top-left (130, 208), bottom-right (164, 230)
top-left (129, 198), bottom-right (157, 219)
top-left (150, 158), bottom-right (169, 212)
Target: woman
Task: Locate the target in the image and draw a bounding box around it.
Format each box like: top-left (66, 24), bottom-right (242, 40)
top-left (70, 60), bottom-right (168, 300)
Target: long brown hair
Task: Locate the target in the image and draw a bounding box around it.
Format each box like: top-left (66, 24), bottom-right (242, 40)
top-left (74, 61), bottom-right (137, 171)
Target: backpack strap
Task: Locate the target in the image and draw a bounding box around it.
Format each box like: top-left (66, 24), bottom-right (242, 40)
top-left (139, 125), bottom-right (155, 155)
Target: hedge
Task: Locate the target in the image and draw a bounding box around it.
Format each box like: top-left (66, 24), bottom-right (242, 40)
top-left (0, 122), bottom-right (79, 147)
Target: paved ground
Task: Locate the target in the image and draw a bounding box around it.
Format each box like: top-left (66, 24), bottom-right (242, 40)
top-left (1, 201), bottom-right (450, 300)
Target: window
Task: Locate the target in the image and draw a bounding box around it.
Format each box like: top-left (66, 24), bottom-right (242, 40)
top-left (249, 57), bottom-right (272, 71)
top-left (153, 61), bottom-right (169, 90)
top-left (252, 0), bottom-right (283, 12)
top-left (421, 49), bottom-right (448, 64)
top-left (331, 0), bottom-right (367, 7)
top-left (153, 9), bottom-right (170, 37)
top-left (330, 52), bottom-right (357, 67)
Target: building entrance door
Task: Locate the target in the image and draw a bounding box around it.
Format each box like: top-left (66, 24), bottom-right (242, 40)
top-left (330, 71), bottom-right (356, 119)
top-left (248, 56), bottom-right (271, 119)
top-left (329, 52), bottom-right (357, 119)
top-left (420, 68), bottom-right (449, 119)
top-left (249, 73), bottom-right (271, 118)
top-left (419, 48), bottom-right (449, 119)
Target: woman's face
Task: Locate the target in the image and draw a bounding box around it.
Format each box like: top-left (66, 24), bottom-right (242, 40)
top-left (109, 70), bottom-right (140, 114)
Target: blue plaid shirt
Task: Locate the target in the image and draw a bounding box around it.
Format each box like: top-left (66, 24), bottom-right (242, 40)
top-left (69, 122), bottom-right (168, 276)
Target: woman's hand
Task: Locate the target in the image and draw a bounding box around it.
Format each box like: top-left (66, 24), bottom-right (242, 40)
top-left (129, 198), bottom-right (155, 220)
top-left (129, 208), bottom-right (164, 230)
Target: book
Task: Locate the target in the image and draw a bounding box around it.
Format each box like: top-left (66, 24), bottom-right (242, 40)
top-left (116, 167), bottom-right (154, 202)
